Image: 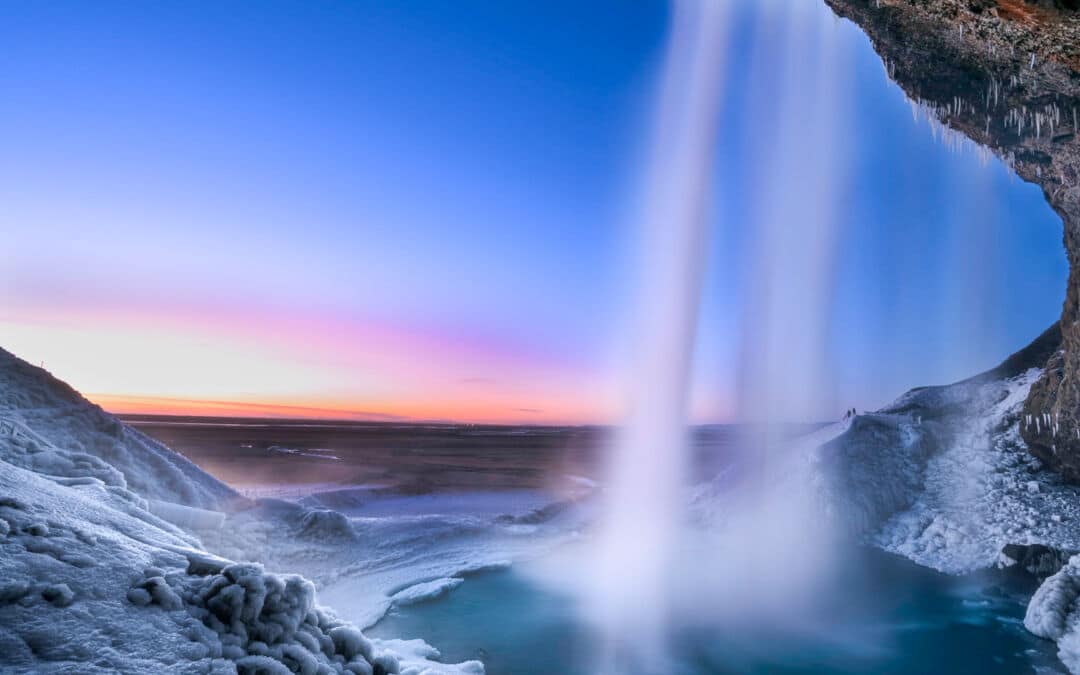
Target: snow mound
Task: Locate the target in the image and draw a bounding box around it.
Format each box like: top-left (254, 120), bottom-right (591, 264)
top-left (0, 348), bottom-right (236, 509)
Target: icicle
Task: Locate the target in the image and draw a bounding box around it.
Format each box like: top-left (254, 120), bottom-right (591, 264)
top-left (1031, 53), bottom-right (1037, 69)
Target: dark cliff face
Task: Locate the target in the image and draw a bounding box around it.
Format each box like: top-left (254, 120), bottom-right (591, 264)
top-left (823, 0), bottom-right (1080, 477)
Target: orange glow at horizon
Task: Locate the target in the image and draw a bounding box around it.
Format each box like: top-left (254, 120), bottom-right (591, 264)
top-left (85, 393), bottom-right (605, 425)
top-left (0, 299), bottom-right (625, 426)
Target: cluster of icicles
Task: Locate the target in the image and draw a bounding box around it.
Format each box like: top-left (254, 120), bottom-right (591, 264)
top-left (874, 3), bottom-right (1078, 184)
top-left (1025, 411), bottom-right (1080, 442)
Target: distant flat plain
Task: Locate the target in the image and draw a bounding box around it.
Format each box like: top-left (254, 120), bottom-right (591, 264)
top-left (121, 415), bottom-right (760, 495)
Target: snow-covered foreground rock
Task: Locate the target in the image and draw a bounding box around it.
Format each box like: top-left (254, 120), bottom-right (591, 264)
top-left (0, 348), bottom-right (483, 674)
top-left (0, 459), bottom-right (409, 674)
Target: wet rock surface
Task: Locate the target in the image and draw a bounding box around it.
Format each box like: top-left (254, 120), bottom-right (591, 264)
top-left (1002, 542), bottom-right (1078, 577)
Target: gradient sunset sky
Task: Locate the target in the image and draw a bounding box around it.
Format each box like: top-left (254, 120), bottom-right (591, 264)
top-left (0, 1), bottom-right (1068, 424)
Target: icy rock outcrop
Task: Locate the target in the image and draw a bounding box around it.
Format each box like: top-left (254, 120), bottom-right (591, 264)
top-left (1027, 555), bottom-right (1080, 672)
top-left (1002, 543), bottom-right (1078, 578)
top-left (0, 457), bottom-right (217, 672)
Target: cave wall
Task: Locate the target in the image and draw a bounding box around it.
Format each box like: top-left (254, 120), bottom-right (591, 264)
top-left (823, 0), bottom-right (1080, 477)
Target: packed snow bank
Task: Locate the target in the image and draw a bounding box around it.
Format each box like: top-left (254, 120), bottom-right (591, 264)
top-left (0, 348), bottom-right (236, 510)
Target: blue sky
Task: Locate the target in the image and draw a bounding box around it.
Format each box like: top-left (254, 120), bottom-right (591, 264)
top-left (0, 1), bottom-right (1067, 422)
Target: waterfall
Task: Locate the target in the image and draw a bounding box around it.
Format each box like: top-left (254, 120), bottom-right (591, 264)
top-left (589, 1), bottom-right (730, 672)
top-left (590, 2), bottom-right (854, 672)
top-left (737, 1), bottom-right (850, 426)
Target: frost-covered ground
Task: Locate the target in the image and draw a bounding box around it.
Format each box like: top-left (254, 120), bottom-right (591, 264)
top-left (0, 347), bottom-right (490, 674)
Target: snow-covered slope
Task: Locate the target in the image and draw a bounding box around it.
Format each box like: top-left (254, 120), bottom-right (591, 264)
top-left (816, 368), bottom-right (1080, 575)
top-left (0, 348), bottom-right (236, 510)
top-left (0, 347), bottom-right (483, 674)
